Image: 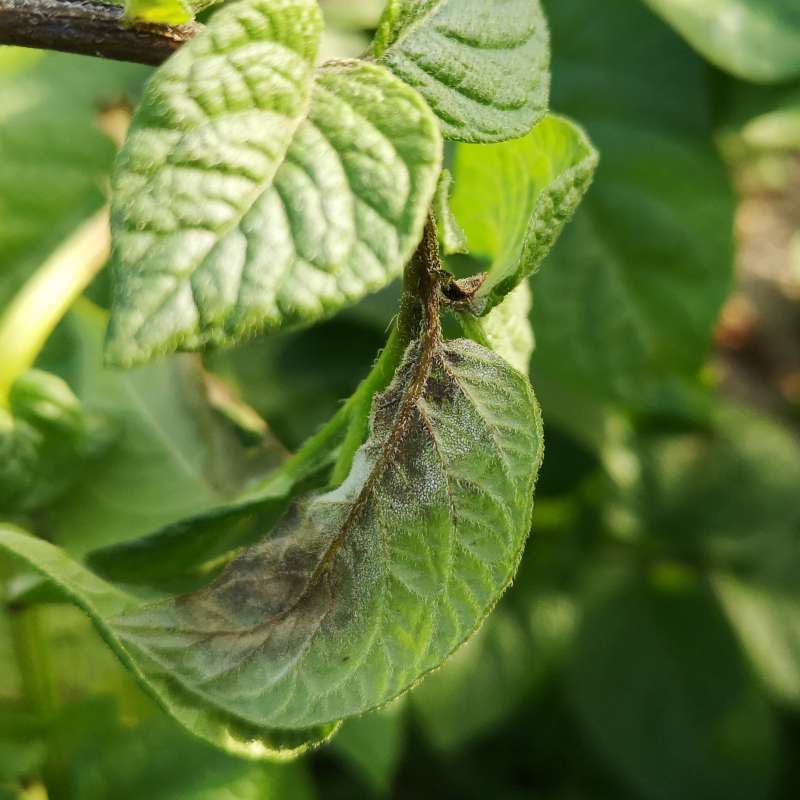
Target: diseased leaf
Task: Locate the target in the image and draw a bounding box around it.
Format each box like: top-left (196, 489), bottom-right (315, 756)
top-left (106, 0), bottom-right (442, 367)
top-left (114, 332), bottom-right (542, 729)
top-left (451, 115), bottom-right (598, 313)
top-left (0, 525), bottom-right (338, 760)
top-left (373, 0), bottom-right (550, 143)
top-left (642, 0), bottom-right (800, 83)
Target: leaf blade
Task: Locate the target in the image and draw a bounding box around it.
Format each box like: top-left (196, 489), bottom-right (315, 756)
top-left (114, 335), bottom-right (543, 729)
top-left (375, 0), bottom-right (550, 142)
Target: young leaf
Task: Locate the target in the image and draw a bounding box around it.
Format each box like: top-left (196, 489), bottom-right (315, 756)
top-left (124, 0), bottom-right (219, 24)
top-left (114, 333), bottom-right (542, 729)
top-left (0, 370), bottom-right (111, 514)
top-left (432, 169), bottom-right (468, 256)
top-left (0, 525), bottom-right (339, 760)
top-left (373, 0), bottom-right (550, 143)
top-left (642, 0), bottom-right (800, 83)
top-left (106, 2), bottom-right (442, 367)
top-left (481, 283), bottom-right (534, 374)
top-left (450, 115), bottom-right (598, 314)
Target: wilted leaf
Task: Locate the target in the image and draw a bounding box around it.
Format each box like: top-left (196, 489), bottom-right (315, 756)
top-left (106, 0), bottom-right (442, 366)
top-left (114, 331), bottom-right (542, 729)
top-left (373, 0), bottom-right (550, 142)
top-left (451, 115), bottom-right (597, 313)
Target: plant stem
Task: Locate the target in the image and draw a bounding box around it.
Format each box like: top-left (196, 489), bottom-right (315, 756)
top-left (0, 207), bottom-right (111, 406)
top-left (9, 605), bottom-right (59, 717)
top-left (0, 0), bottom-right (199, 65)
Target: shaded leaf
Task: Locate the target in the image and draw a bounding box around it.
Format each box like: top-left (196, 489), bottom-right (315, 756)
top-left (0, 49), bottom-right (145, 310)
top-left (534, 0), bottom-right (735, 401)
top-left (451, 115), bottom-right (597, 314)
top-left (330, 703), bottom-right (405, 793)
top-left (568, 570), bottom-right (777, 800)
top-left (114, 333), bottom-right (542, 729)
top-left (642, 0), bottom-right (800, 83)
top-left (432, 169), bottom-right (467, 256)
top-left (0, 370), bottom-right (111, 514)
top-left (374, 0), bottom-right (550, 142)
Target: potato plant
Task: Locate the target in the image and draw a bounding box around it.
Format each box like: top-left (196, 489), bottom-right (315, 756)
top-left (1, 1), bottom-right (800, 798)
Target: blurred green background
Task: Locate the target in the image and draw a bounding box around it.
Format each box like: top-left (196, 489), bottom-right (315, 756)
top-left (3, 0), bottom-right (800, 798)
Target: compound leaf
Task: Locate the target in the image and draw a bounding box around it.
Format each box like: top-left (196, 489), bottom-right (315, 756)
top-left (373, 0), bottom-right (550, 143)
top-left (114, 333), bottom-right (542, 729)
top-left (0, 525), bottom-right (338, 759)
top-left (107, 0), bottom-right (441, 367)
top-left (451, 115), bottom-right (597, 314)
top-left (642, 0), bottom-right (800, 83)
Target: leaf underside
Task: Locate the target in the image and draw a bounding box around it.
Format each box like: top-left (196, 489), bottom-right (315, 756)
top-left (451, 114), bottom-right (598, 314)
top-left (114, 334), bottom-right (542, 729)
top-left (106, 0), bottom-right (441, 367)
top-left (374, 0), bottom-right (550, 143)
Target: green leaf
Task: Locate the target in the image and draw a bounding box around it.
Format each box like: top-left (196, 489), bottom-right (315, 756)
top-left (534, 0), bottom-right (735, 402)
top-left (373, 0), bottom-right (550, 143)
top-left (479, 283), bottom-right (535, 374)
top-left (619, 405), bottom-right (800, 709)
top-left (330, 703), bottom-right (405, 793)
top-left (124, 0), bottom-right (220, 24)
top-left (642, 0), bottom-right (800, 83)
top-left (451, 115), bottom-right (598, 313)
top-left (0, 370), bottom-right (111, 514)
top-left (107, 2), bottom-right (442, 367)
top-left (0, 50), bottom-right (146, 311)
top-left (113, 333), bottom-right (542, 729)
top-left (0, 524), bottom-right (338, 759)
top-left (48, 700), bottom-right (315, 800)
top-left (42, 300), bottom-right (281, 558)
top-left (568, 570), bottom-right (777, 800)
top-left (432, 169), bottom-right (467, 256)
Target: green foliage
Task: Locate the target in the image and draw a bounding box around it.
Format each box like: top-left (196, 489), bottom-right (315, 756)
top-left (106, 0), bottom-right (442, 366)
top-left (372, 0), bottom-right (550, 142)
top-left (642, 0), bottom-right (800, 83)
top-left (3, 0), bottom-right (800, 798)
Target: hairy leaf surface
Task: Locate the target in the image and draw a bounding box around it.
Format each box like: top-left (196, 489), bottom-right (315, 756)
top-left (451, 115), bottom-right (597, 313)
top-left (114, 335), bottom-right (542, 729)
top-left (106, 0), bottom-right (441, 367)
top-left (642, 0), bottom-right (800, 83)
top-left (481, 283), bottom-right (534, 374)
top-left (0, 525), bottom-right (338, 759)
top-left (373, 0), bottom-right (550, 142)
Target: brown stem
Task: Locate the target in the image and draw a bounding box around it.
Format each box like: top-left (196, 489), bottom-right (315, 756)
top-left (0, 0), bottom-right (199, 65)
